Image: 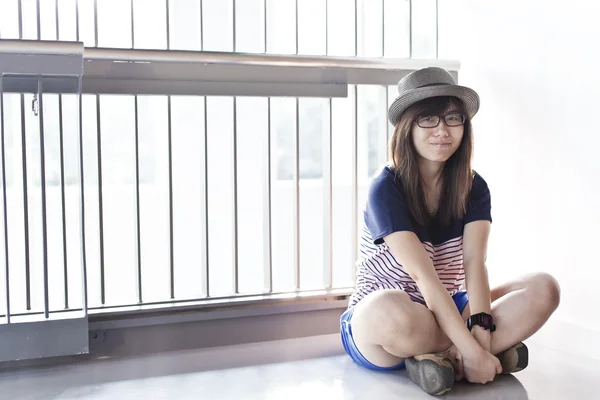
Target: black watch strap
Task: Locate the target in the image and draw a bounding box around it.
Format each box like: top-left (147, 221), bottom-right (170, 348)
top-left (467, 312), bottom-right (496, 332)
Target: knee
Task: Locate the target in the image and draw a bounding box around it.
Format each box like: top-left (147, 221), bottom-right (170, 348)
top-left (530, 272), bottom-right (561, 312)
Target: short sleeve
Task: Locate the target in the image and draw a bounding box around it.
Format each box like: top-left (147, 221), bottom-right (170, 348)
top-left (464, 172), bottom-right (492, 225)
top-left (364, 168), bottom-right (414, 244)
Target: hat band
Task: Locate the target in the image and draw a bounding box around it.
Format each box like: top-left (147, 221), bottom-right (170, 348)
top-left (416, 82), bottom-right (451, 89)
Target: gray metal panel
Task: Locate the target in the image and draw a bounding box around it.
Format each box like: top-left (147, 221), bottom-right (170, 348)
top-left (1, 75), bottom-right (80, 94)
top-left (0, 317), bottom-right (89, 362)
top-left (0, 54), bottom-right (82, 77)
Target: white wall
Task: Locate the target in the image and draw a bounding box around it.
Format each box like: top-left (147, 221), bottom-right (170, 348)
top-left (440, 1), bottom-right (600, 331)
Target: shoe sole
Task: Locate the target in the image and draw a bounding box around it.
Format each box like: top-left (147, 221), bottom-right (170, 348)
top-left (496, 342), bottom-right (529, 374)
top-left (405, 357), bottom-right (455, 396)
top-left (507, 342), bottom-right (529, 373)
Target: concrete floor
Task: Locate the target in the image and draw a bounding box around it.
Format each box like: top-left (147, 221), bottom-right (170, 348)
top-left (1, 320), bottom-right (598, 400)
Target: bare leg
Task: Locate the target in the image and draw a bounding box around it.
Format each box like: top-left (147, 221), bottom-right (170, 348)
top-left (349, 272), bottom-right (561, 368)
top-left (350, 289), bottom-right (453, 368)
top-left (461, 272), bottom-right (561, 355)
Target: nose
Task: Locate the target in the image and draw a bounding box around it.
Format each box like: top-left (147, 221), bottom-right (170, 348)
top-left (433, 122), bottom-right (450, 137)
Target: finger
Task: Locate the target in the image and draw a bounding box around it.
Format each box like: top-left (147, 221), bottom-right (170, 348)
top-left (496, 360), bottom-right (503, 375)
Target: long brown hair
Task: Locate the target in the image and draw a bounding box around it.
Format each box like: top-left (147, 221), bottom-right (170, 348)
top-left (389, 96), bottom-right (473, 227)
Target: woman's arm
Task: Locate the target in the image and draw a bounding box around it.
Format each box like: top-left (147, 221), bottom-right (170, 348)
top-left (463, 220), bottom-right (493, 351)
top-left (383, 230), bottom-right (483, 359)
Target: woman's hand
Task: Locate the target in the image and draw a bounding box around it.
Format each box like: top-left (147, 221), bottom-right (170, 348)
top-left (471, 325), bottom-right (492, 353)
top-left (462, 347), bottom-right (502, 384)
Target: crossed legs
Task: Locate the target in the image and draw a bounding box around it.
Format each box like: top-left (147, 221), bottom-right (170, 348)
top-left (349, 272), bottom-right (561, 368)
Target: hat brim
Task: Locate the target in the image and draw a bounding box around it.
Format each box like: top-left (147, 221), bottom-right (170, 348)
top-left (387, 85), bottom-right (480, 126)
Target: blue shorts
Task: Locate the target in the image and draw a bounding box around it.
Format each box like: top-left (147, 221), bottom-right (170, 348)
top-left (340, 290), bottom-right (469, 371)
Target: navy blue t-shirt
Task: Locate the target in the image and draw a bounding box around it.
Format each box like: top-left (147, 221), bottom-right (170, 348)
top-left (348, 165), bottom-right (492, 307)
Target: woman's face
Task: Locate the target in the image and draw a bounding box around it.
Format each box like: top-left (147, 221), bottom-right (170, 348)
top-left (411, 109), bottom-right (465, 163)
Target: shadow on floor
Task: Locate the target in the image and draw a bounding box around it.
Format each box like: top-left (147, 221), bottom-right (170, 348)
top-left (339, 359), bottom-right (529, 399)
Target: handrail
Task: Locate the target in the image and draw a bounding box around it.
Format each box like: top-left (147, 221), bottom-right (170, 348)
top-left (85, 46), bottom-right (459, 72)
top-left (0, 40), bottom-right (459, 96)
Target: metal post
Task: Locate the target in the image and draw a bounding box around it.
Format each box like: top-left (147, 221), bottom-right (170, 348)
top-left (56, 0), bottom-right (69, 312)
top-left (167, 0), bottom-right (175, 300)
top-left (202, 99), bottom-right (209, 297)
top-left (131, 0), bottom-right (143, 305)
top-left (232, 0), bottom-right (239, 294)
top-left (263, 97), bottom-right (273, 293)
top-left (93, 0), bottom-right (106, 305)
top-left (0, 78), bottom-right (11, 323)
top-left (409, 0), bottom-right (413, 58)
top-left (76, 75), bottom-right (88, 316)
top-left (19, 94), bottom-right (31, 311)
top-left (37, 78), bottom-right (50, 319)
top-left (351, 85), bottom-right (358, 278)
top-left (294, 98), bottom-right (300, 290)
top-left (75, 0), bottom-right (89, 317)
top-left (323, 99), bottom-right (333, 289)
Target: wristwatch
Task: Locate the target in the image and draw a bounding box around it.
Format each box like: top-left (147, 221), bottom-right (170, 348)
top-left (467, 312), bottom-right (496, 332)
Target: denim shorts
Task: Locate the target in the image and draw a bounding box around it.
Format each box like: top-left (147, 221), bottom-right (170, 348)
top-left (340, 290), bottom-right (469, 370)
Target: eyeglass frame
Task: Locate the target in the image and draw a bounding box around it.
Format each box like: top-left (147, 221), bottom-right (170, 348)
top-left (414, 112), bottom-right (466, 128)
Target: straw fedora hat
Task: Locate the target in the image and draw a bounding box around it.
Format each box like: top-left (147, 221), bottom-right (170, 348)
top-left (387, 67), bottom-right (480, 126)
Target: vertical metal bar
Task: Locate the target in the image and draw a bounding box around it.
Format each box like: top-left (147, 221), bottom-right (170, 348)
top-left (76, 75), bottom-right (88, 316)
top-left (75, 0), bottom-right (80, 41)
top-left (95, 98), bottom-right (105, 305)
top-left (55, 0), bottom-right (60, 39)
top-left (37, 78), bottom-right (50, 319)
top-left (263, 98), bottom-right (272, 293)
top-left (55, 0), bottom-right (69, 310)
top-left (295, 0), bottom-right (299, 54)
top-left (200, 0), bottom-right (209, 298)
top-left (166, 0), bottom-right (171, 49)
top-left (166, 0), bottom-right (175, 300)
top-left (352, 0), bottom-right (359, 274)
top-left (325, 0), bottom-right (328, 55)
top-left (19, 94), bottom-right (31, 311)
top-left (199, 0), bottom-right (204, 49)
top-left (131, 0), bottom-right (142, 305)
top-left (351, 85), bottom-right (358, 278)
top-left (131, 0), bottom-right (135, 48)
top-left (294, 98), bottom-right (300, 290)
top-left (232, 98), bottom-right (239, 294)
top-left (324, 1), bottom-right (333, 289)
top-left (232, 0), bottom-right (239, 294)
top-left (167, 97), bottom-right (175, 299)
top-left (58, 94), bottom-right (69, 310)
top-left (263, 0), bottom-right (267, 53)
top-left (202, 99), bottom-right (209, 297)
top-left (354, 0), bottom-right (358, 57)
top-left (94, 0), bottom-right (99, 47)
top-left (18, 0), bottom-right (23, 39)
top-left (262, 0), bottom-right (272, 294)
top-left (93, 0), bottom-right (105, 305)
top-left (323, 99), bottom-right (332, 290)
top-left (75, 0), bottom-right (89, 317)
top-left (232, 0), bottom-right (236, 52)
top-left (381, 0), bottom-right (385, 58)
top-left (36, 0), bottom-right (41, 39)
top-left (435, 0), bottom-right (439, 58)
top-left (0, 78), bottom-right (11, 323)
top-left (133, 98), bottom-right (142, 304)
top-left (409, 0), bottom-right (412, 58)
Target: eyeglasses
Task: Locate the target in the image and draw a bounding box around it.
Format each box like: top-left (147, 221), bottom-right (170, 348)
top-left (415, 112), bottom-right (466, 128)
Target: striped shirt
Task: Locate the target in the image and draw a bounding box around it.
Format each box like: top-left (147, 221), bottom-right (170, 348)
top-left (348, 166), bottom-right (492, 309)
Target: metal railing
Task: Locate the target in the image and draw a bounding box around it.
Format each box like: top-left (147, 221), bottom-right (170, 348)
top-left (0, 0), bottom-right (452, 323)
